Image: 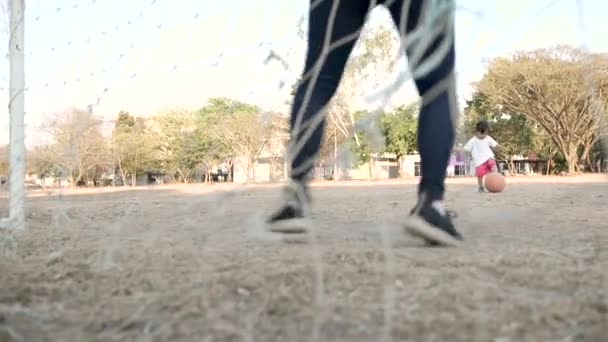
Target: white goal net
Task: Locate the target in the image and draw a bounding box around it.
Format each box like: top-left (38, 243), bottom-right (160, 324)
top-left (0, 0), bottom-right (606, 341)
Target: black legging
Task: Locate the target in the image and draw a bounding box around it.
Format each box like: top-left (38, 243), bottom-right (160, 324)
top-left (289, 0), bottom-right (457, 202)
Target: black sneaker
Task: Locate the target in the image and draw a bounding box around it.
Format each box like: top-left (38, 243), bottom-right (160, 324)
top-left (266, 180), bottom-right (312, 234)
top-left (478, 186), bottom-right (485, 193)
top-left (404, 195), bottom-right (463, 247)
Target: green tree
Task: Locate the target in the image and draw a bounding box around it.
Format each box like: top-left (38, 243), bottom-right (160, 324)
top-left (464, 93), bottom-right (531, 171)
top-left (348, 110), bottom-right (387, 180)
top-left (381, 104), bottom-right (418, 177)
top-left (464, 92), bottom-right (563, 174)
top-left (198, 97), bottom-right (282, 182)
top-left (111, 112), bottom-right (157, 186)
top-left (154, 109), bottom-right (208, 183)
top-left (115, 110), bottom-right (135, 129)
top-left (476, 45), bottom-right (608, 173)
top-left (195, 98), bottom-right (235, 182)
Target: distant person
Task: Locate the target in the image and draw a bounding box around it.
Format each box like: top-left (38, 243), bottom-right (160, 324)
top-left (447, 152), bottom-right (457, 178)
top-left (463, 120), bottom-right (500, 192)
top-left (266, 0), bottom-right (463, 246)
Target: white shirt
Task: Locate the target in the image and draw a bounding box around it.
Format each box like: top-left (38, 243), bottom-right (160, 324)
top-left (464, 136), bottom-right (498, 166)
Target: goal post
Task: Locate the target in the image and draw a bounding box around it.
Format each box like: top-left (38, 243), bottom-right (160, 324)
top-left (1, 0), bottom-right (25, 230)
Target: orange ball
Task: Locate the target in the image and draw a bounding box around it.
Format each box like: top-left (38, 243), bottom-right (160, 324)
top-left (484, 172), bottom-right (506, 193)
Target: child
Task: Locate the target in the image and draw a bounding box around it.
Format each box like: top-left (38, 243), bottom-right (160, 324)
top-left (463, 121), bottom-right (500, 192)
top-left (266, 0), bottom-right (463, 247)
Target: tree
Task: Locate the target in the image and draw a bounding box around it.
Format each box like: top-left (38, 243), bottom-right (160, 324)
top-left (46, 109), bottom-right (109, 187)
top-left (111, 112), bottom-right (157, 186)
top-left (464, 92), bottom-right (536, 172)
top-left (200, 97), bottom-right (281, 182)
top-left (476, 46), bottom-right (608, 174)
top-left (154, 109), bottom-right (208, 184)
top-left (348, 110), bottom-right (388, 180)
top-left (195, 100), bottom-right (235, 182)
top-left (115, 110), bottom-right (135, 128)
top-left (382, 104), bottom-right (418, 177)
top-left (0, 145), bottom-right (7, 178)
top-left (27, 145), bottom-right (57, 186)
top-left (264, 113), bottom-right (289, 181)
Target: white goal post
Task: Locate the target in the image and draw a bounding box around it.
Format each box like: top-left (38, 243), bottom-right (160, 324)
top-left (1, 0), bottom-right (25, 230)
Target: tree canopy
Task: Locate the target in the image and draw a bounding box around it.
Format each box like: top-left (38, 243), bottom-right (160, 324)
top-left (475, 46), bottom-right (608, 173)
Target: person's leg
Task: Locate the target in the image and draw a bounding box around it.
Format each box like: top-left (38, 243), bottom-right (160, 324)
top-left (267, 0), bottom-right (370, 232)
top-left (386, 0), bottom-right (456, 201)
top-left (475, 163), bottom-right (486, 192)
top-left (386, 0), bottom-right (462, 245)
top-left (288, 0), bottom-right (370, 184)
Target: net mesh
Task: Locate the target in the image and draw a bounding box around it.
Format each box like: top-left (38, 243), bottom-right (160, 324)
top-left (0, 0), bottom-right (606, 341)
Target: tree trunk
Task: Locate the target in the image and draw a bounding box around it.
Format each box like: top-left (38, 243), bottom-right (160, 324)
top-left (333, 134), bottom-right (339, 181)
top-left (559, 142), bottom-right (580, 175)
top-left (248, 158), bottom-right (256, 183)
top-left (508, 157), bottom-right (515, 175)
top-left (566, 155), bottom-right (577, 174)
top-left (580, 143), bottom-right (595, 172)
top-left (131, 172), bottom-right (137, 187)
top-left (368, 156), bottom-right (373, 180)
top-left (228, 160), bottom-right (234, 182)
top-left (177, 169), bottom-right (187, 184)
top-left (269, 158), bottom-right (276, 182)
top-left (283, 158), bottom-right (288, 181)
top-left (120, 169), bottom-right (127, 187)
top-left (586, 154), bottom-right (596, 173)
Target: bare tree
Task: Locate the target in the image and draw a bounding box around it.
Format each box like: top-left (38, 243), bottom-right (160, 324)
top-left (46, 108), bottom-right (109, 187)
top-left (476, 46), bottom-right (608, 174)
top-left (212, 100), bottom-right (281, 182)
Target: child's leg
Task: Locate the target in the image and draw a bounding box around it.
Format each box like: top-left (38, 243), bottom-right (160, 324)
top-left (475, 159), bottom-right (496, 192)
top-left (489, 159), bottom-right (498, 173)
top-left (477, 176), bottom-right (484, 189)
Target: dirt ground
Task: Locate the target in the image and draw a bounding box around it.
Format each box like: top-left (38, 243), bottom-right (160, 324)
top-left (0, 175), bottom-right (606, 342)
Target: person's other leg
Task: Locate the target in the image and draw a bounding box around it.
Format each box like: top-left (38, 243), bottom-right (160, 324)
top-left (475, 163), bottom-right (486, 192)
top-left (386, 0), bottom-right (462, 245)
top-left (477, 176), bottom-right (484, 191)
top-left (288, 0), bottom-right (369, 184)
top-left (387, 0), bottom-right (456, 201)
top-left (267, 0), bottom-right (370, 232)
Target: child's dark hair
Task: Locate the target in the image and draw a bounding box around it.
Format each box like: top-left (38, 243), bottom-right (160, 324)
top-left (475, 120), bottom-right (490, 134)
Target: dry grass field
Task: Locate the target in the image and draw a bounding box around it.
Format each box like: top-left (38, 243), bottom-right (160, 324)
top-left (0, 175), bottom-right (607, 341)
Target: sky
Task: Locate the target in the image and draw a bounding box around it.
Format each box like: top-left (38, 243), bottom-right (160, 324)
top-left (1, 0), bottom-right (608, 146)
